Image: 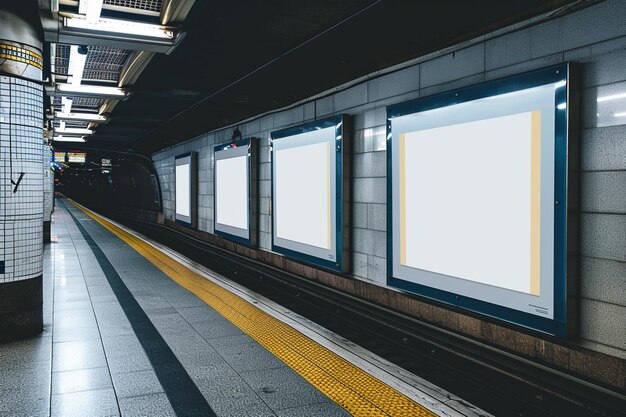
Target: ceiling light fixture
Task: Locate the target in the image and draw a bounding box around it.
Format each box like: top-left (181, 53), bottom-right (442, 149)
top-left (55, 127), bottom-right (95, 135)
top-left (55, 112), bottom-right (108, 122)
top-left (79, 0), bottom-right (103, 23)
top-left (56, 83), bottom-right (127, 98)
top-left (64, 15), bottom-right (175, 39)
top-left (68, 45), bottom-right (89, 85)
top-left (53, 136), bottom-right (86, 143)
top-left (62, 97), bottom-right (73, 114)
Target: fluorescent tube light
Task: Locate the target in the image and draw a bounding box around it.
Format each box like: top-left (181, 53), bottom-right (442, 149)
top-left (68, 45), bottom-right (88, 85)
top-left (65, 15), bottom-right (175, 39)
top-left (62, 97), bottom-right (73, 114)
top-left (56, 83), bottom-right (127, 98)
top-left (615, 112), bottom-right (626, 117)
top-left (55, 112), bottom-right (107, 122)
top-left (53, 136), bottom-right (86, 143)
top-left (597, 92), bottom-right (626, 102)
top-left (55, 127), bottom-right (95, 135)
top-left (556, 102), bottom-right (567, 110)
top-left (79, 0), bottom-right (103, 22)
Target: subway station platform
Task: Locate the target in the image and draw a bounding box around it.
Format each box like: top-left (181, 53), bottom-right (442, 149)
top-left (0, 200), bottom-right (482, 417)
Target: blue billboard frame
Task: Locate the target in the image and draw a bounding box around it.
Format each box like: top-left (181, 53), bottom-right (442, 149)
top-left (174, 152), bottom-right (197, 228)
top-left (386, 63), bottom-right (573, 337)
top-left (213, 138), bottom-right (258, 247)
top-left (270, 115), bottom-right (348, 272)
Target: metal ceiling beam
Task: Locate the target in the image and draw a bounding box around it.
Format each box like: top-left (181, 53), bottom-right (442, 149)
top-left (160, 0), bottom-right (197, 25)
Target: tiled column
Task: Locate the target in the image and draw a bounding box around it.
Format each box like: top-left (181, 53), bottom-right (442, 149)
top-left (0, 9), bottom-right (45, 340)
top-left (43, 144), bottom-right (53, 243)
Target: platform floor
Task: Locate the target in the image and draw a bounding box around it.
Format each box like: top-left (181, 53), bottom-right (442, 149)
top-left (0, 201), bottom-right (352, 417)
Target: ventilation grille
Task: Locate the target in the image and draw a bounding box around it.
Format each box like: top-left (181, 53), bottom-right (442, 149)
top-left (103, 0), bottom-right (162, 12)
top-left (51, 96), bottom-right (105, 109)
top-left (54, 44), bottom-right (70, 75)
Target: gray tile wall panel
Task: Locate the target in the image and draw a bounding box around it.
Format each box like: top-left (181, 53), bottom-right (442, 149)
top-left (334, 84), bottom-right (368, 112)
top-left (582, 48), bottom-right (626, 87)
top-left (580, 299), bottom-right (626, 351)
top-left (581, 172), bottom-right (626, 213)
top-left (353, 228), bottom-right (374, 255)
top-left (580, 257), bottom-right (626, 307)
top-left (420, 44), bottom-right (484, 88)
top-left (367, 65), bottom-right (420, 102)
top-left (352, 252), bottom-right (368, 280)
top-left (485, 30), bottom-right (532, 70)
top-left (581, 125), bottom-right (626, 171)
top-left (353, 203), bottom-right (368, 229)
top-left (367, 204), bottom-right (386, 232)
top-left (151, 1), bottom-right (626, 357)
top-left (580, 213), bottom-right (626, 262)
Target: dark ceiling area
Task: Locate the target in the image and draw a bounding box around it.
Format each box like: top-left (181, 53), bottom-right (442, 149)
top-left (55, 0), bottom-right (583, 154)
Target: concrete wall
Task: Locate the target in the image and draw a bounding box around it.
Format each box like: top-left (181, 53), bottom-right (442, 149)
top-left (153, 1), bottom-right (626, 359)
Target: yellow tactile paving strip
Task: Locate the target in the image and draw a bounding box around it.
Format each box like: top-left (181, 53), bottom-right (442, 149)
top-left (69, 200), bottom-right (436, 417)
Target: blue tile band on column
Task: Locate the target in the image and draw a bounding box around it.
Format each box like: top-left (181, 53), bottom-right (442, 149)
top-left (62, 199), bottom-right (216, 417)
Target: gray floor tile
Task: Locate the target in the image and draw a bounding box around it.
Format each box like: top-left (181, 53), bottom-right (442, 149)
top-left (111, 369), bottom-right (164, 398)
top-left (53, 299), bottom-right (94, 312)
top-left (193, 375), bottom-right (277, 417)
top-left (0, 387), bottom-right (50, 417)
top-left (101, 334), bottom-right (144, 357)
top-left (240, 366), bottom-right (328, 410)
top-left (213, 340), bottom-right (284, 372)
top-left (52, 340), bottom-right (107, 372)
top-left (52, 367), bottom-right (113, 395)
top-left (118, 393), bottom-right (176, 417)
top-left (176, 306), bottom-right (225, 324)
top-left (0, 365), bottom-right (51, 394)
top-left (107, 351), bottom-right (154, 374)
top-left (202, 333), bottom-right (255, 349)
top-left (51, 388), bottom-right (119, 417)
top-left (53, 325), bottom-right (102, 343)
top-left (193, 320), bottom-right (244, 340)
top-left (0, 336), bottom-right (52, 365)
top-left (275, 402), bottom-right (351, 417)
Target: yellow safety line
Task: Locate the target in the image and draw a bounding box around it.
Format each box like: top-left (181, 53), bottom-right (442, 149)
top-left (68, 199), bottom-right (435, 417)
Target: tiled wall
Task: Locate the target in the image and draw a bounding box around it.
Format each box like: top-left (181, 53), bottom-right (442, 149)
top-left (153, 1), bottom-right (626, 358)
top-left (0, 76), bottom-right (44, 282)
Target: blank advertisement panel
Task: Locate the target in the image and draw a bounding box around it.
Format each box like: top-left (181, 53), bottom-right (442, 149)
top-left (387, 64), bottom-right (577, 336)
top-left (271, 115), bottom-right (349, 272)
top-left (214, 138), bottom-right (258, 245)
top-left (175, 152), bottom-right (197, 228)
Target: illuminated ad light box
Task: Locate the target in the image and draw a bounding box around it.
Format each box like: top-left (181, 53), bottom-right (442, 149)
top-left (54, 151), bottom-right (67, 162)
top-left (271, 115), bottom-right (350, 272)
top-left (214, 138), bottom-right (258, 245)
top-left (67, 152), bottom-right (86, 163)
top-left (387, 64), bottom-right (579, 336)
top-left (175, 152), bottom-right (197, 228)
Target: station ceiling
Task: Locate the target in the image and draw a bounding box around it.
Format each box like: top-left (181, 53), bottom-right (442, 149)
top-left (37, 0), bottom-right (588, 154)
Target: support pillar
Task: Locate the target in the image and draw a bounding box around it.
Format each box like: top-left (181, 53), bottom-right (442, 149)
top-left (0, 9), bottom-right (45, 340)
